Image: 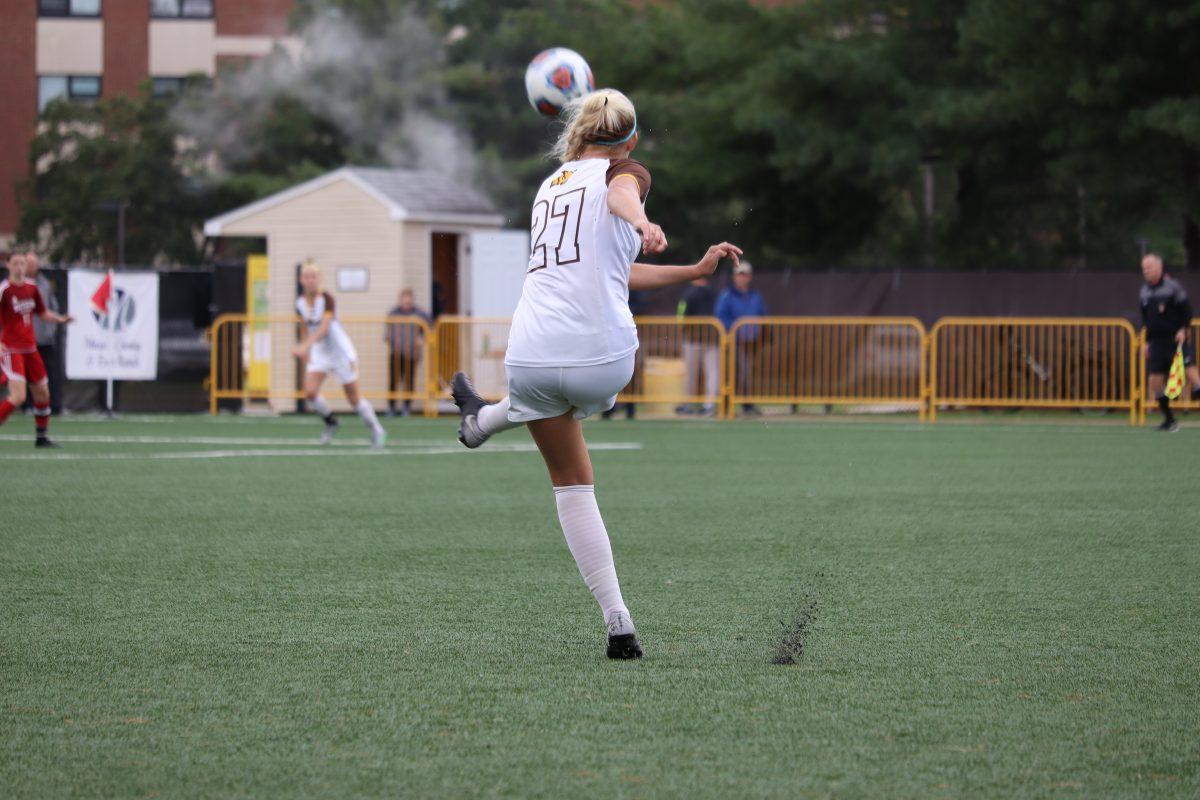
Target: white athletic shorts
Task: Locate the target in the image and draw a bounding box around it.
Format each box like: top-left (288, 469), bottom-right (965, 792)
top-left (306, 350), bottom-right (359, 385)
top-left (506, 353), bottom-right (636, 423)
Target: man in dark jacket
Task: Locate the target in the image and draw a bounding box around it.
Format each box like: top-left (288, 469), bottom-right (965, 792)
top-left (1140, 253), bottom-right (1199, 431)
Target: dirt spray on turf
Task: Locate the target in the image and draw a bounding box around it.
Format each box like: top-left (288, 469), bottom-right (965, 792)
top-left (771, 584), bottom-right (821, 665)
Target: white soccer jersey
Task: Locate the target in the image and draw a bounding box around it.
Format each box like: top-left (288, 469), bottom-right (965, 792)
top-left (505, 157), bottom-right (651, 368)
top-left (296, 291), bottom-right (358, 364)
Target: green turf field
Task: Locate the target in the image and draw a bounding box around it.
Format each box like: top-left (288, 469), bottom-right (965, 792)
top-left (2, 414), bottom-right (1198, 798)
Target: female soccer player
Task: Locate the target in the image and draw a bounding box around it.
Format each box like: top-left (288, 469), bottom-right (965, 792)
top-left (292, 260), bottom-right (386, 448)
top-left (450, 89), bottom-right (742, 659)
top-left (0, 253), bottom-right (74, 447)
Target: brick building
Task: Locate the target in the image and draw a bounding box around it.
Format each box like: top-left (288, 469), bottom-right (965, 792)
top-left (0, 0), bottom-right (298, 252)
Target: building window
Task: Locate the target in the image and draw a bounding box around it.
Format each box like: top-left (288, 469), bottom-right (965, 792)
top-left (38, 0), bottom-right (102, 16)
top-left (151, 77), bottom-right (186, 98)
top-left (150, 0), bottom-right (214, 18)
top-left (38, 75), bottom-right (102, 112)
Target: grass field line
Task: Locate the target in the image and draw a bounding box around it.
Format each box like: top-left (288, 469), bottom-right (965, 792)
top-left (0, 433), bottom-right (457, 447)
top-left (0, 441), bottom-right (644, 461)
top-left (45, 412), bottom-right (1184, 434)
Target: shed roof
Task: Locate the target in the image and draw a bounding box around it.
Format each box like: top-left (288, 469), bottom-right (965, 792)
top-left (204, 167), bottom-right (504, 236)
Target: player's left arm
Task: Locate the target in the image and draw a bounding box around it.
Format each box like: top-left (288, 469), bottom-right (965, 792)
top-left (1174, 288), bottom-right (1192, 344)
top-left (629, 242), bottom-right (742, 291)
top-left (33, 287), bottom-right (71, 324)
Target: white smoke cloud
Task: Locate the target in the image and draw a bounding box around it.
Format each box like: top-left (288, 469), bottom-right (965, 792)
top-left (174, 4), bottom-right (477, 181)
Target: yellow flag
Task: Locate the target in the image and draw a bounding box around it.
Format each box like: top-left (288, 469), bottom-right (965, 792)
top-left (1165, 345), bottom-right (1186, 400)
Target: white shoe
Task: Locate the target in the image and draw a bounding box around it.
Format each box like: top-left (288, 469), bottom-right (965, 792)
top-left (371, 427), bottom-right (387, 449)
top-left (319, 418), bottom-right (339, 445)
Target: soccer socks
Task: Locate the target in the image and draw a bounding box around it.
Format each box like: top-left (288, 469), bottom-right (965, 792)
top-left (1158, 394), bottom-right (1176, 424)
top-left (477, 396), bottom-right (520, 436)
top-left (553, 485), bottom-right (632, 628)
top-left (355, 398), bottom-right (383, 433)
top-left (0, 399), bottom-right (14, 425)
top-left (309, 394), bottom-right (336, 425)
top-left (33, 402), bottom-right (50, 439)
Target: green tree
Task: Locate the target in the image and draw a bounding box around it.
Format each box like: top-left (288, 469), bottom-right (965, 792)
top-left (953, 0), bottom-right (1200, 267)
top-left (18, 85), bottom-right (210, 264)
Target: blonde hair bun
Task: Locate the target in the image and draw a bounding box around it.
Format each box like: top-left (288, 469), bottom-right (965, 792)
top-left (551, 89), bottom-right (637, 163)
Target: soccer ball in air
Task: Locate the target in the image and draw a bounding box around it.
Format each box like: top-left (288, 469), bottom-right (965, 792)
top-left (524, 47), bottom-right (594, 117)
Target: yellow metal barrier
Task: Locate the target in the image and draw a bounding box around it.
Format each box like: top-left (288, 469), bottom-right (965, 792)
top-left (432, 316), bottom-right (512, 404)
top-left (1138, 322), bottom-right (1200, 424)
top-left (617, 316), bottom-right (727, 413)
top-left (209, 313), bottom-right (1162, 425)
top-left (929, 318), bottom-right (1138, 423)
top-left (726, 317), bottom-right (928, 419)
top-left (430, 316), bottom-right (729, 413)
top-left (208, 314), bottom-right (435, 415)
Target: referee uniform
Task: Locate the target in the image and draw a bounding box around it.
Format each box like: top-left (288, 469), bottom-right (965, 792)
top-left (1140, 272), bottom-right (1196, 428)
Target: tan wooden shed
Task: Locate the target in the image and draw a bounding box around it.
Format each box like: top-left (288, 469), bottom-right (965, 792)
top-left (204, 167), bottom-right (507, 411)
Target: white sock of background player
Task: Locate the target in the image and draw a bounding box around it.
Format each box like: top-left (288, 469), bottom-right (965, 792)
top-left (476, 396), bottom-right (521, 437)
top-left (309, 394), bottom-right (335, 424)
top-left (355, 398), bottom-right (383, 432)
top-left (553, 484), bottom-right (632, 629)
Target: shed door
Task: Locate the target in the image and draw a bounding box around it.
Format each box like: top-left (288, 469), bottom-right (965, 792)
top-left (431, 232), bottom-right (459, 317)
top-left (466, 230), bottom-right (530, 318)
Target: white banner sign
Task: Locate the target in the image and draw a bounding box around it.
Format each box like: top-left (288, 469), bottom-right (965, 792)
top-left (66, 270), bottom-right (159, 380)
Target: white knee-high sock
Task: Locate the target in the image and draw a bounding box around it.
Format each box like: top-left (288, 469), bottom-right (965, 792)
top-left (356, 398), bottom-right (382, 431)
top-left (477, 396), bottom-right (520, 436)
top-left (553, 485), bottom-right (631, 626)
top-left (310, 395), bottom-right (332, 418)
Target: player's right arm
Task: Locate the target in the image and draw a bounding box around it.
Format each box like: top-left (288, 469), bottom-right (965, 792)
top-left (293, 312), bottom-right (333, 358)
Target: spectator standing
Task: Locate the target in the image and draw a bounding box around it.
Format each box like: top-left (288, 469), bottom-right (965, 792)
top-left (385, 288), bottom-right (431, 417)
top-left (22, 252), bottom-right (64, 415)
top-left (716, 261), bottom-right (767, 415)
top-left (676, 276), bottom-right (719, 415)
top-left (1140, 253), bottom-right (1200, 431)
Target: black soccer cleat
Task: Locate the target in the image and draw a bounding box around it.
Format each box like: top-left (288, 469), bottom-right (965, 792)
top-left (606, 633), bottom-right (644, 660)
top-left (605, 612), bottom-right (643, 660)
top-left (34, 437), bottom-right (61, 449)
top-left (450, 372), bottom-right (489, 449)
top-left (1157, 419), bottom-right (1180, 433)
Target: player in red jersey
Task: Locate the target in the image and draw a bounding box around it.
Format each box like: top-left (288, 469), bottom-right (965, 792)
top-left (0, 253), bottom-right (74, 447)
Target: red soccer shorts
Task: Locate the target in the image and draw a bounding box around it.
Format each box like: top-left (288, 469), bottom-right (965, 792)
top-left (0, 349), bottom-right (47, 385)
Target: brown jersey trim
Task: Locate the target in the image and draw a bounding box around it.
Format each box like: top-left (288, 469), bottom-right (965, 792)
top-left (606, 159), bottom-right (652, 202)
top-left (321, 291), bottom-right (336, 316)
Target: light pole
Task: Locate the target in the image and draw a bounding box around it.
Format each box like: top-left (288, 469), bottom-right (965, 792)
top-left (98, 199), bottom-right (129, 266)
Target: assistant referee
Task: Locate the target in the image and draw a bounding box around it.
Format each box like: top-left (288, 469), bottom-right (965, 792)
top-left (1140, 253), bottom-right (1200, 431)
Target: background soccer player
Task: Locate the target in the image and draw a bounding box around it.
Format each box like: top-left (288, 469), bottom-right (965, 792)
top-left (0, 253), bottom-right (74, 447)
top-left (293, 261), bottom-right (386, 448)
top-left (1140, 253), bottom-right (1200, 432)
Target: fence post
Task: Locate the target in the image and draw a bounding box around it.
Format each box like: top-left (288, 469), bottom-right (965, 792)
top-left (425, 322), bottom-right (439, 418)
top-left (927, 321), bottom-right (940, 423)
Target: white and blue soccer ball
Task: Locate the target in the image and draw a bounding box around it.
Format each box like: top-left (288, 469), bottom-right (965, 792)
top-left (524, 47), bottom-right (594, 117)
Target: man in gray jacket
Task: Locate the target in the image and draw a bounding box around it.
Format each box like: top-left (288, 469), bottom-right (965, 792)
top-left (23, 252), bottom-right (65, 415)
